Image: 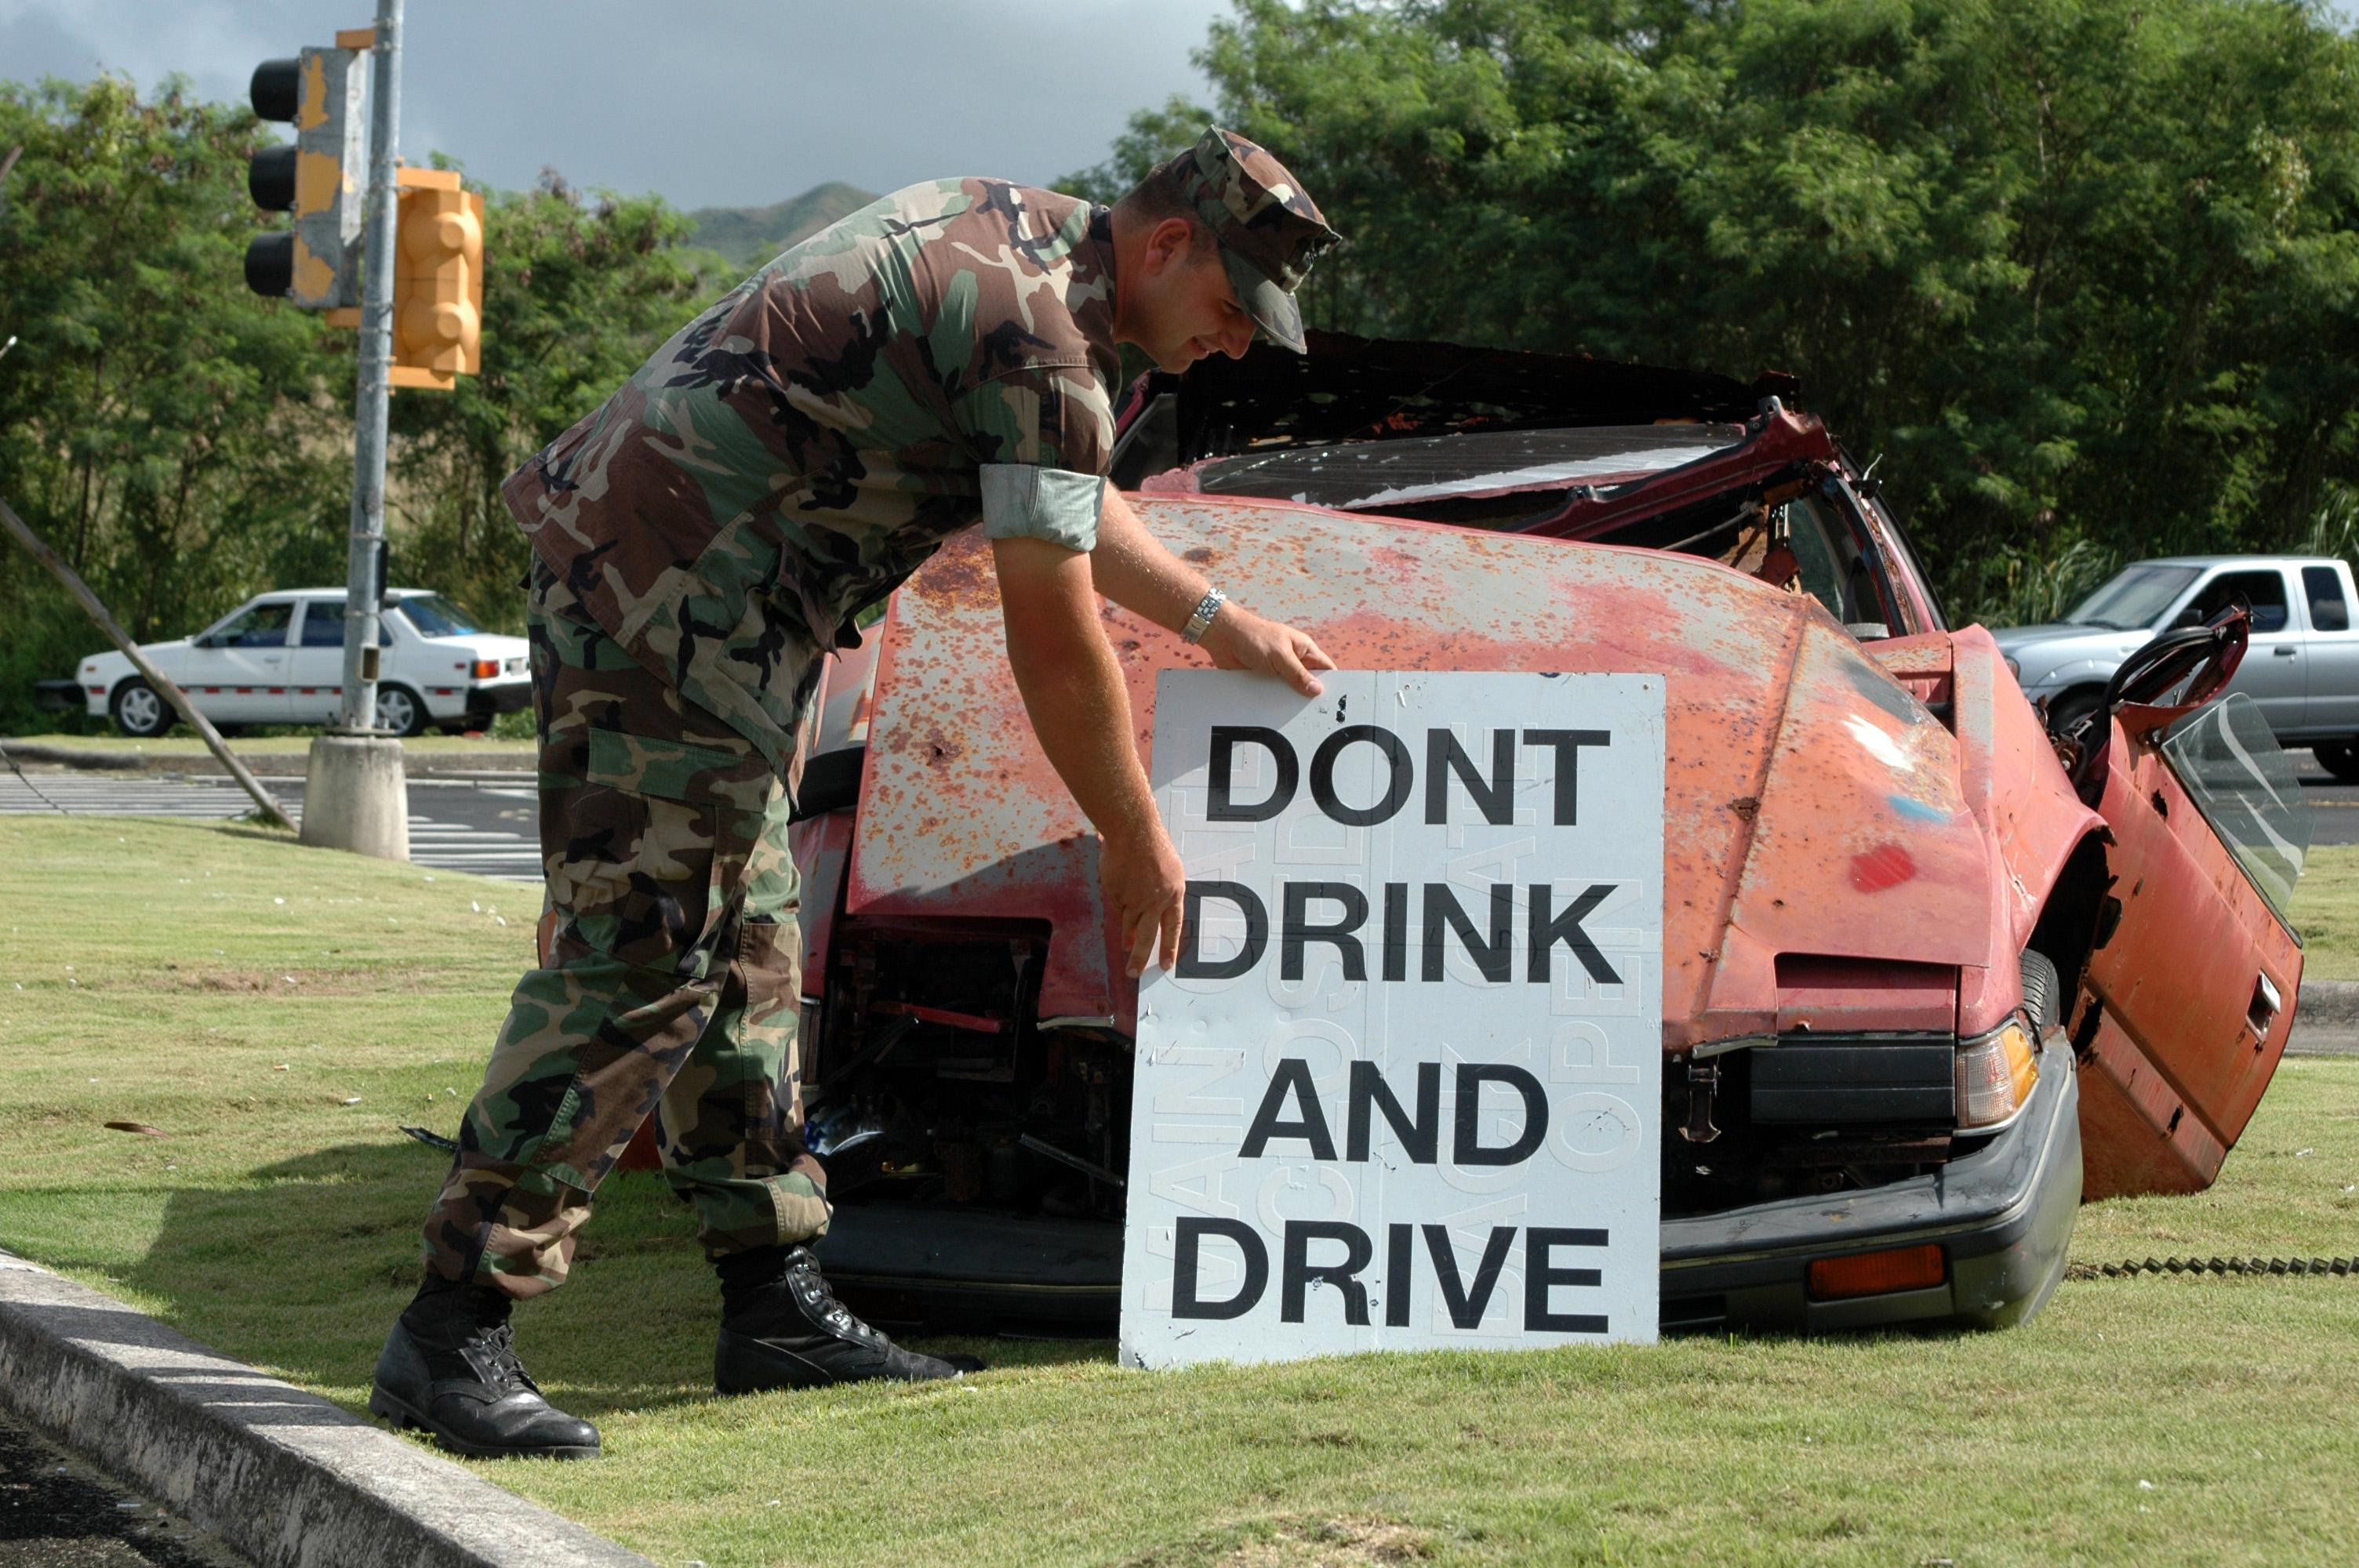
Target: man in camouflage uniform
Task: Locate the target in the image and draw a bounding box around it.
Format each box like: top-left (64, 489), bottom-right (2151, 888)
top-left (370, 129), bottom-right (1342, 1458)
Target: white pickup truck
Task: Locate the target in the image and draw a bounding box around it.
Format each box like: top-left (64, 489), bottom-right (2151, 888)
top-left (71, 587), bottom-right (530, 738)
top-left (1994, 554), bottom-right (2359, 778)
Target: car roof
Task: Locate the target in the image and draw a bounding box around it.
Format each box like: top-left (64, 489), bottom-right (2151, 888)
top-left (2127, 555), bottom-right (2345, 569)
top-left (245, 587), bottom-right (432, 602)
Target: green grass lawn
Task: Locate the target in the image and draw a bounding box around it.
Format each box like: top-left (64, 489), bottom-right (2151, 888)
top-left (1, 820), bottom-right (2354, 1567)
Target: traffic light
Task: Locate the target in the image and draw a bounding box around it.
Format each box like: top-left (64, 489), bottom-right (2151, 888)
top-left (388, 168), bottom-right (485, 390)
top-left (243, 28), bottom-right (373, 307)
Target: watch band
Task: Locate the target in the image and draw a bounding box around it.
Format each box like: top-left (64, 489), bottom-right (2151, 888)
top-left (1182, 587), bottom-right (1228, 644)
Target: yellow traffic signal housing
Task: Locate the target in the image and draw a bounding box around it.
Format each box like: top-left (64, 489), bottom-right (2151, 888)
top-left (387, 168), bottom-right (485, 390)
top-left (245, 39), bottom-right (367, 307)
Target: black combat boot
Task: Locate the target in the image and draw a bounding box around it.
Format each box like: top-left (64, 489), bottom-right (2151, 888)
top-left (714, 1246), bottom-right (980, 1393)
top-left (369, 1276), bottom-right (601, 1459)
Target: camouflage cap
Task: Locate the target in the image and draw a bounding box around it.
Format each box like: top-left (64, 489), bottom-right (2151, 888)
top-left (1166, 127), bottom-right (1342, 354)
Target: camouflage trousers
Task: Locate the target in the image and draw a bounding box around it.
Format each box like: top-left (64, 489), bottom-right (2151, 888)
top-left (420, 561), bottom-right (830, 1299)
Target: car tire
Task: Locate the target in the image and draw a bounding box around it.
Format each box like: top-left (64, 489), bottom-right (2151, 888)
top-left (373, 683), bottom-right (428, 738)
top-left (2313, 740), bottom-right (2359, 783)
top-left (2019, 949), bottom-right (2062, 1031)
top-left (2042, 687), bottom-right (2105, 739)
top-left (109, 679), bottom-right (173, 739)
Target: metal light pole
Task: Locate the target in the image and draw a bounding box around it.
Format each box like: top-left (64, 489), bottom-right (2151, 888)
top-left (301, 0), bottom-right (409, 860)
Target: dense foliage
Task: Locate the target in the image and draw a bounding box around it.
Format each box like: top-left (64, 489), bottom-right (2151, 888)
top-left (0, 78), bottom-right (724, 732)
top-left (1069, 0), bottom-right (2359, 624)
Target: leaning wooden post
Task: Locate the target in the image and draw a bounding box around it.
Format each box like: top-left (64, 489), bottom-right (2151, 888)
top-left (0, 494), bottom-right (300, 833)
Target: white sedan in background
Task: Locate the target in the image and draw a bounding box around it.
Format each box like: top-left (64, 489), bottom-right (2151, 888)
top-left (74, 588), bottom-right (531, 738)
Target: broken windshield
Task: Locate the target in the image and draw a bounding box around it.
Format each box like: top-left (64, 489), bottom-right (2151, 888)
top-left (1191, 426), bottom-right (1745, 513)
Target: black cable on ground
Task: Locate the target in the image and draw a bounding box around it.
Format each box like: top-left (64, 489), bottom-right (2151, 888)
top-left (2069, 1255), bottom-right (2358, 1280)
top-left (0, 737), bottom-right (68, 814)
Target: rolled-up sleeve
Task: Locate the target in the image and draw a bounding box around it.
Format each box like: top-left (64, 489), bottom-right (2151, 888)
top-left (980, 465), bottom-right (1106, 551)
top-left (958, 358), bottom-right (1116, 554)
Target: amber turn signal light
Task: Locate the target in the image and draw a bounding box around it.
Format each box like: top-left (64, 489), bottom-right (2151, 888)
top-left (471, 659), bottom-right (500, 679)
top-left (1807, 1243), bottom-right (1946, 1301)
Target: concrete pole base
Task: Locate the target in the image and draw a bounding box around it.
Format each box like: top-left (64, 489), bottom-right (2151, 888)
top-left (299, 731), bottom-right (409, 862)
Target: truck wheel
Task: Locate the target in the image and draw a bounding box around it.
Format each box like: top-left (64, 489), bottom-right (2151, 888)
top-left (2314, 740), bottom-right (2359, 782)
top-left (110, 680), bottom-right (173, 739)
top-left (373, 683), bottom-right (427, 737)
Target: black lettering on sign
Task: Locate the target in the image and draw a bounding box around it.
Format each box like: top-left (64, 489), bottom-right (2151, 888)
top-left (1422, 883), bottom-right (1514, 983)
top-left (1527, 883), bottom-right (1621, 985)
top-left (1282, 882), bottom-right (1369, 982)
top-left (1209, 726), bottom-right (1297, 822)
top-left (1239, 1058), bottom-right (1338, 1160)
top-left (1310, 724), bottom-right (1413, 826)
top-left (1176, 881), bottom-right (1268, 979)
top-left (1346, 1058), bottom-right (1439, 1163)
top-left (1522, 729), bottom-right (1611, 826)
top-left (1455, 1063), bottom-right (1549, 1166)
top-left (1424, 1225), bottom-right (1518, 1329)
top-left (1425, 728), bottom-right (1516, 826)
top-left (1172, 1218), bottom-right (1270, 1319)
top-left (1525, 1227), bottom-right (1609, 1333)
top-left (1385, 1223), bottom-right (1413, 1327)
top-left (1281, 1220), bottom-right (1373, 1325)
top-left (1381, 883), bottom-right (1408, 982)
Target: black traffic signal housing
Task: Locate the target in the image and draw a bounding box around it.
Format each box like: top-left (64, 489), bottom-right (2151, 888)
top-left (243, 28), bottom-right (372, 307)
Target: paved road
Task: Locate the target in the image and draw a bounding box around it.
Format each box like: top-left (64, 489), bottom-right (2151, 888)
top-left (0, 770), bottom-right (542, 881)
top-left (9, 749), bottom-right (2359, 858)
top-left (0, 1407), bottom-right (252, 1566)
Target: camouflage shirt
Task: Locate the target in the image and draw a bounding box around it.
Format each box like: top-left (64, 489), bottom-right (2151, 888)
top-left (501, 179), bottom-right (1121, 776)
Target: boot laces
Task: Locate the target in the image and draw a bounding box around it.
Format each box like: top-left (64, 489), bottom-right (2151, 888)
top-left (790, 1258), bottom-right (879, 1343)
top-left (466, 1319), bottom-right (542, 1395)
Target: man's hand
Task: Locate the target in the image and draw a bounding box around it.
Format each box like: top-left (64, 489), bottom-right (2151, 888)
top-left (1198, 603), bottom-right (1336, 698)
top-left (1101, 824), bottom-right (1188, 978)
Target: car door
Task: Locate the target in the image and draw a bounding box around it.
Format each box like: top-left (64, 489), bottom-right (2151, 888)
top-left (185, 601), bottom-right (296, 722)
top-left (2075, 674), bottom-right (2307, 1200)
top-left (286, 598), bottom-right (348, 723)
top-left (2296, 564), bottom-right (2359, 738)
top-left (2186, 566), bottom-right (2306, 730)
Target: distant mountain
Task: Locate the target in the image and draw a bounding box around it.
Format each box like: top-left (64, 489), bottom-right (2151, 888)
top-left (685, 182), bottom-right (878, 267)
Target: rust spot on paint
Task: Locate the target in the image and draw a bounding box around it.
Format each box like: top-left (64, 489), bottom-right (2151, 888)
top-left (1848, 844), bottom-right (1917, 892)
top-left (1729, 797), bottom-right (1760, 820)
top-left (1183, 546), bottom-right (1216, 564)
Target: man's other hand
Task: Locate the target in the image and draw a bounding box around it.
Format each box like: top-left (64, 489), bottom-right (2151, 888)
top-left (1199, 604), bottom-right (1337, 697)
top-left (1102, 824), bottom-right (1187, 978)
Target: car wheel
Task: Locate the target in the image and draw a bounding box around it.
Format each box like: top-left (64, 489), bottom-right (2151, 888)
top-left (110, 680), bottom-right (173, 739)
top-left (2042, 686), bottom-right (2105, 739)
top-left (2313, 740), bottom-right (2359, 783)
top-left (2019, 949), bottom-right (2062, 1030)
top-left (373, 683), bottom-right (427, 738)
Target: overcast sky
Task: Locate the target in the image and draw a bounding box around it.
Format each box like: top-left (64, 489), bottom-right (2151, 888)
top-left (0, 0), bottom-right (1230, 209)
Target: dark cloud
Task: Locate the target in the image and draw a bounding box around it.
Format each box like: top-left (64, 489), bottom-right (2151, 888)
top-left (0, 0), bottom-right (1227, 206)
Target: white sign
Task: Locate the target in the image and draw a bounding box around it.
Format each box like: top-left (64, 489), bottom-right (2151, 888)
top-left (1120, 671), bottom-right (1667, 1369)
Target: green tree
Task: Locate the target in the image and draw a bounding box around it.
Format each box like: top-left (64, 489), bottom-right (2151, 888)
top-left (0, 75), bottom-right (349, 731)
top-left (386, 166), bottom-right (724, 626)
top-left (1074, 0), bottom-right (2359, 623)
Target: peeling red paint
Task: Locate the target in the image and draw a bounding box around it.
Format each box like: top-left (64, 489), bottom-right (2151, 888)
top-left (1848, 844), bottom-right (1918, 892)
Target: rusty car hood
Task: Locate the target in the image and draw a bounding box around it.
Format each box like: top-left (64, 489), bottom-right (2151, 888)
top-left (848, 495), bottom-right (1996, 1051)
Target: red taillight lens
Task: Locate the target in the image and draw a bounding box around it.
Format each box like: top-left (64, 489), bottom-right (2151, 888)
top-left (471, 659), bottom-right (499, 679)
top-left (1807, 1244), bottom-right (1946, 1301)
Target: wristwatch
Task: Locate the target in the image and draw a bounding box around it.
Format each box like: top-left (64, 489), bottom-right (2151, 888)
top-left (1181, 587), bottom-right (1228, 645)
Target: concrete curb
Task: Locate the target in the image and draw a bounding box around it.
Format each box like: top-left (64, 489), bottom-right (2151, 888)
top-left (2290, 979), bottom-right (2359, 1057)
top-left (0, 1251), bottom-right (651, 1568)
top-left (1, 739), bottom-right (533, 777)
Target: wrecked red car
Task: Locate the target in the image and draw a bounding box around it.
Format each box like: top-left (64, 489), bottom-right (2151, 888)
top-left (782, 333), bottom-right (2310, 1335)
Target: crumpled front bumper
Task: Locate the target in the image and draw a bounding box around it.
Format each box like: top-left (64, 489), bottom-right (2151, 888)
top-left (1661, 1032), bottom-right (2081, 1333)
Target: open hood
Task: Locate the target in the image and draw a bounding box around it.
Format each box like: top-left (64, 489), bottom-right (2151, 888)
top-left (849, 495), bottom-right (1997, 1051)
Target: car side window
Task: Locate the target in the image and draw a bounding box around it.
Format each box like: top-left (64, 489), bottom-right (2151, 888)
top-left (1776, 493), bottom-right (1879, 628)
top-left (2190, 570), bottom-right (2290, 634)
top-left (2302, 566), bottom-right (2349, 632)
top-left (299, 603), bottom-right (347, 647)
top-left (216, 603), bottom-right (295, 648)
